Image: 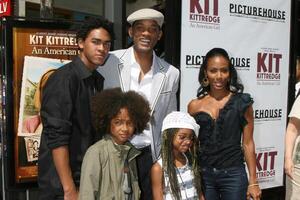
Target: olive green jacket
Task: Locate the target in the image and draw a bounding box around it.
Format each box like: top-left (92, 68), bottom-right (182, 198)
top-left (79, 135), bottom-right (141, 200)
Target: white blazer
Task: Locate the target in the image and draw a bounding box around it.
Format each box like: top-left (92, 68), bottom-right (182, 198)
top-left (98, 47), bottom-right (180, 161)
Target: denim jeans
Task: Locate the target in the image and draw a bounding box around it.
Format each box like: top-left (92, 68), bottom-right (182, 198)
top-left (136, 145), bottom-right (153, 200)
top-left (201, 166), bottom-right (248, 200)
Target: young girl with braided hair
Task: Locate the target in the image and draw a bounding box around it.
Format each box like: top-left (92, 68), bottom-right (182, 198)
top-left (151, 111), bottom-right (204, 200)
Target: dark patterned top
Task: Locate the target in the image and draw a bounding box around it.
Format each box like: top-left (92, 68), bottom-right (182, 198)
top-left (193, 93), bottom-right (253, 169)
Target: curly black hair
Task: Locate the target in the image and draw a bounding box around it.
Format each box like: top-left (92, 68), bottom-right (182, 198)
top-left (197, 48), bottom-right (244, 97)
top-left (76, 17), bottom-right (115, 42)
top-left (91, 88), bottom-right (150, 136)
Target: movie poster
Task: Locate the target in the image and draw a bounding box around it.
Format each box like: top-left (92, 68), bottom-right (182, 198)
top-left (18, 56), bottom-right (70, 163)
top-left (13, 27), bottom-right (78, 182)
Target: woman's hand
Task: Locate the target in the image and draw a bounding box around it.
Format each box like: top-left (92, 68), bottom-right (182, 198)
top-left (284, 117), bottom-right (300, 179)
top-left (285, 157), bottom-right (294, 179)
top-left (247, 184), bottom-right (261, 200)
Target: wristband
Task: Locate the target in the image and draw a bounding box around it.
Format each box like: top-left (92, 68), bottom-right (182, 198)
top-left (248, 183), bottom-right (259, 187)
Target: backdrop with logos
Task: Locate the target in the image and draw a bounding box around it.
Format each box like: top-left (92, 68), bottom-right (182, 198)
top-left (180, 0), bottom-right (291, 189)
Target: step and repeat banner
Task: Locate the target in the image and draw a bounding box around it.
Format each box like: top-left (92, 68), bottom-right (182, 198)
top-left (180, 0), bottom-right (291, 189)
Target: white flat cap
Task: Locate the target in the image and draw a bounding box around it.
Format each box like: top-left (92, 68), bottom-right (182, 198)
top-left (162, 111), bottom-right (200, 137)
top-left (127, 8), bottom-right (164, 27)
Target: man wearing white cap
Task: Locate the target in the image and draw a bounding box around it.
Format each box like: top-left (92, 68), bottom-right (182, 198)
top-left (98, 8), bottom-right (179, 200)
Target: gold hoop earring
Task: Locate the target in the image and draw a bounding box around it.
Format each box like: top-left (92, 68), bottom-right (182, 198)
top-left (202, 76), bottom-right (209, 87)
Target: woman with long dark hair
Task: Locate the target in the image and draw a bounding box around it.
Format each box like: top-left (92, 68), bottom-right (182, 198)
top-left (188, 48), bottom-right (261, 200)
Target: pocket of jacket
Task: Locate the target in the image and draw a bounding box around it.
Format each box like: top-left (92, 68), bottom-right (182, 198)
top-left (160, 90), bottom-right (171, 95)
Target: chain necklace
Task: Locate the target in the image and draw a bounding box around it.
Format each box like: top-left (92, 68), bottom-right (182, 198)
top-left (175, 156), bottom-right (189, 200)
